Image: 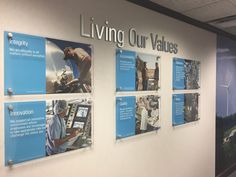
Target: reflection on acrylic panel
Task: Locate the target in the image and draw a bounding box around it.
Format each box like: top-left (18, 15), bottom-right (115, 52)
top-left (116, 95), bottom-right (160, 139)
top-left (172, 93), bottom-right (199, 126)
top-left (173, 58), bottom-right (200, 90)
top-left (216, 35), bottom-right (236, 175)
top-left (116, 49), bottom-right (160, 92)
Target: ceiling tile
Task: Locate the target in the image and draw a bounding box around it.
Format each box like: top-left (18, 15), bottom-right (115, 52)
top-left (229, 0), bottom-right (236, 5)
top-left (222, 26), bottom-right (236, 36)
top-left (151, 0), bottom-right (219, 12)
top-left (211, 19), bottom-right (236, 28)
top-left (183, 0), bottom-right (236, 22)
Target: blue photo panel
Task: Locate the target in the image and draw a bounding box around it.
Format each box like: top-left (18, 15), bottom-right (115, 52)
top-left (5, 101), bottom-right (46, 165)
top-left (173, 58), bottom-right (185, 90)
top-left (172, 94), bottom-right (185, 126)
top-left (4, 31), bottom-right (46, 95)
top-left (116, 49), bottom-right (136, 91)
top-left (116, 96), bottom-right (136, 139)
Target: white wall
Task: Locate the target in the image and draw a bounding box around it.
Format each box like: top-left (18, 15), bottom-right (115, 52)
top-left (0, 0), bottom-right (216, 177)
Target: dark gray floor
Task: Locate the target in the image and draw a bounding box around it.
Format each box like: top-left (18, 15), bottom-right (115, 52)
top-left (228, 171), bottom-right (236, 177)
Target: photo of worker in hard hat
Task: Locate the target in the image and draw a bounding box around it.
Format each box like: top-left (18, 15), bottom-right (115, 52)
top-left (46, 99), bottom-right (92, 156)
top-left (46, 38), bottom-right (92, 94)
top-left (63, 47), bottom-right (91, 84)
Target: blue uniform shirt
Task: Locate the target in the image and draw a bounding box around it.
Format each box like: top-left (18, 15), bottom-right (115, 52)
top-left (46, 115), bottom-right (67, 155)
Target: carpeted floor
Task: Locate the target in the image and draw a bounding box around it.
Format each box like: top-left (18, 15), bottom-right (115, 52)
top-left (228, 171), bottom-right (236, 177)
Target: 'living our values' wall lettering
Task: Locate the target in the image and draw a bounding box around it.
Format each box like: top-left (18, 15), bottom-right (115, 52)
top-left (80, 14), bottom-right (179, 54)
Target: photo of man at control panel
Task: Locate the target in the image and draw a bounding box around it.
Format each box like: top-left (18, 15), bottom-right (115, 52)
top-left (46, 99), bottom-right (92, 156)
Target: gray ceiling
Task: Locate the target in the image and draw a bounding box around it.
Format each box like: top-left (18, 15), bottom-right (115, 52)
top-left (151, 0), bottom-right (236, 36)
